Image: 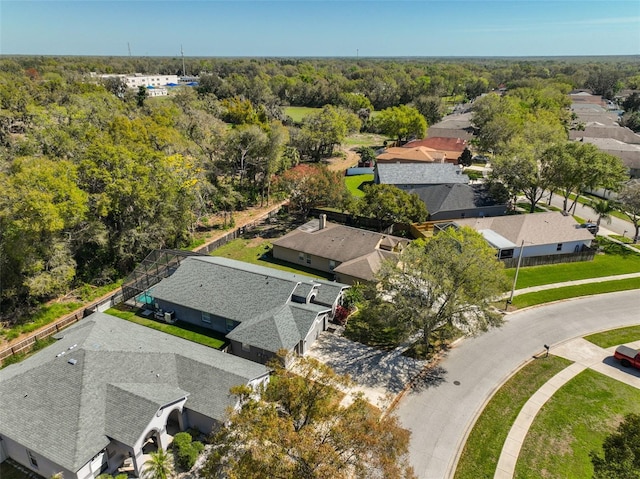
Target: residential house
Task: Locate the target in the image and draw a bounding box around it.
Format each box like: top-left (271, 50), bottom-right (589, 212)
top-left (407, 183), bottom-right (508, 221)
top-left (148, 256), bottom-right (348, 363)
top-left (376, 146), bottom-right (448, 164)
top-left (579, 137), bottom-right (640, 178)
top-left (272, 216), bottom-right (410, 284)
top-left (0, 312), bottom-right (269, 479)
top-left (403, 137), bottom-right (468, 163)
top-left (426, 111), bottom-right (475, 140)
top-left (374, 162), bottom-right (469, 187)
top-left (454, 212), bottom-right (594, 261)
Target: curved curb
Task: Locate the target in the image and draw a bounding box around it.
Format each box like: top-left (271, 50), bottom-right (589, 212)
top-left (447, 318), bottom-right (640, 479)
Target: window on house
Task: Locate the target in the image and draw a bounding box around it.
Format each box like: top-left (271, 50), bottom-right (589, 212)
top-left (298, 252), bottom-right (305, 262)
top-left (557, 243), bottom-right (562, 251)
top-left (201, 312), bottom-right (211, 323)
top-left (27, 451), bottom-right (38, 469)
top-left (242, 343), bottom-right (250, 352)
top-left (329, 260), bottom-right (336, 271)
top-left (500, 249), bottom-right (514, 259)
top-left (306, 253), bottom-right (311, 264)
top-left (226, 319), bottom-right (235, 332)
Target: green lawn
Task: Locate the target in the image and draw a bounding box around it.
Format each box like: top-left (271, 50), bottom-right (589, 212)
top-left (511, 277), bottom-right (640, 308)
top-left (345, 174), bottom-right (374, 197)
top-left (507, 240), bottom-right (640, 290)
top-left (455, 356), bottom-right (573, 479)
top-left (515, 369), bottom-right (640, 479)
top-left (106, 306), bottom-right (227, 349)
top-left (211, 237), bottom-right (331, 279)
top-left (584, 325), bottom-right (640, 348)
top-left (608, 234), bottom-right (640, 250)
top-left (342, 133), bottom-right (388, 147)
top-left (283, 106), bottom-right (322, 123)
top-left (516, 202), bottom-right (548, 213)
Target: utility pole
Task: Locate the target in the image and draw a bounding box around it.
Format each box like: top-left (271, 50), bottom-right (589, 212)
top-left (127, 42), bottom-right (131, 57)
top-left (181, 45), bottom-right (186, 76)
top-left (356, 48), bottom-right (359, 59)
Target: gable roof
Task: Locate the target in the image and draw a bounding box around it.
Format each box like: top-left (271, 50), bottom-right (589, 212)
top-left (272, 219), bottom-right (408, 282)
top-left (569, 126), bottom-right (640, 144)
top-left (150, 256), bottom-right (314, 323)
top-left (404, 137), bottom-right (467, 152)
top-left (376, 146), bottom-right (446, 163)
top-left (226, 302), bottom-right (328, 351)
top-left (454, 212), bottom-right (594, 246)
top-left (150, 256), bottom-right (347, 352)
top-left (0, 313), bottom-right (268, 473)
top-left (333, 249), bottom-right (396, 282)
top-left (375, 162), bottom-right (469, 186)
top-left (406, 184), bottom-right (506, 216)
top-left (273, 219), bottom-right (407, 264)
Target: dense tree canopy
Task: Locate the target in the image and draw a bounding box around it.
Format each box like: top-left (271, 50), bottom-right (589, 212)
top-left (2, 54), bottom-right (638, 318)
top-left (375, 105), bottom-right (427, 143)
top-left (204, 354), bottom-right (416, 479)
top-left (618, 180), bottom-right (640, 243)
top-left (356, 184), bottom-right (428, 231)
top-left (370, 228), bottom-right (508, 350)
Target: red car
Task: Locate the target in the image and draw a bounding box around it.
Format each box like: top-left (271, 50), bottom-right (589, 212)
top-left (614, 345), bottom-right (640, 369)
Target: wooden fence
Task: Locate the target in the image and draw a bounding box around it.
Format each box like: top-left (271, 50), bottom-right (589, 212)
top-left (501, 249), bottom-right (596, 268)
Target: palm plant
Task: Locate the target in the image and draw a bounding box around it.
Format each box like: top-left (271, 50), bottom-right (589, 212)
top-left (142, 449), bottom-right (173, 479)
top-left (592, 199), bottom-right (615, 232)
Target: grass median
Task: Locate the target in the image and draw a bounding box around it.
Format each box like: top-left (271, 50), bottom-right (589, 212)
top-left (455, 355), bottom-right (572, 479)
top-left (584, 325), bottom-right (640, 348)
top-left (511, 276), bottom-right (640, 309)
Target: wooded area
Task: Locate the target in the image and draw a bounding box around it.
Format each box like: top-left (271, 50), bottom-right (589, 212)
top-left (0, 55), bottom-right (638, 320)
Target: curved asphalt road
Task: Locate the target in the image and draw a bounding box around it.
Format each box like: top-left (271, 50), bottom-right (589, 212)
top-left (395, 290), bottom-right (640, 479)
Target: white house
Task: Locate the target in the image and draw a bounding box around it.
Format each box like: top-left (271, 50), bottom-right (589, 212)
top-left (0, 312), bottom-right (269, 479)
top-left (454, 212), bottom-right (594, 260)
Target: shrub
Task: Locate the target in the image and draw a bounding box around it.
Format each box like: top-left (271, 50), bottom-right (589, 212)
top-left (334, 305), bottom-right (349, 326)
top-left (172, 432), bottom-right (204, 470)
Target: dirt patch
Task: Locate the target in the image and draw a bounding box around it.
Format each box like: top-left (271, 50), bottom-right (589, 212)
top-left (246, 236), bottom-right (266, 248)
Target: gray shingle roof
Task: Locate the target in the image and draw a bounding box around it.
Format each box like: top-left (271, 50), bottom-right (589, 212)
top-left (407, 184), bottom-right (505, 215)
top-left (375, 163), bottom-right (469, 186)
top-left (150, 256), bottom-right (311, 322)
top-left (312, 279), bottom-right (349, 306)
top-left (0, 312), bottom-right (268, 473)
top-left (150, 256), bottom-right (347, 353)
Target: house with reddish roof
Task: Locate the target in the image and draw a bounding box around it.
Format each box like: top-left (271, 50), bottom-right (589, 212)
top-left (376, 146), bottom-right (448, 164)
top-left (403, 137), bottom-right (468, 163)
top-left (272, 216), bottom-right (409, 284)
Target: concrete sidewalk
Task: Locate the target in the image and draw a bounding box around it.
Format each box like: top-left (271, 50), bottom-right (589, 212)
top-left (512, 271), bottom-right (640, 296)
top-left (494, 338), bottom-right (640, 479)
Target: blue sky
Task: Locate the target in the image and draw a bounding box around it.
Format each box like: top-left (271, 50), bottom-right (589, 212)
top-left (1, 1), bottom-right (639, 57)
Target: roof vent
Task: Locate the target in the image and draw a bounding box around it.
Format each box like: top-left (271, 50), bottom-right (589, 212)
top-left (68, 358), bottom-right (77, 365)
top-left (56, 351), bottom-right (66, 358)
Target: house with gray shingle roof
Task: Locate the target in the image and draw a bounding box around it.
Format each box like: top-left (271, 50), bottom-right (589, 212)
top-left (407, 183), bottom-right (508, 220)
top-left (0, 312), bottom-right (269, 479)
top-left (148, 257), bottom-right (348, 363)
top-left (272, 217), bottom-right (409, 284)
top-left (374, 162), bottom-right (469, 187)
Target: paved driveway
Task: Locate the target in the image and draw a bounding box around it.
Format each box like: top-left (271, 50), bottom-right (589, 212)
top-left (306, 331), bottom-right (426, 410)
top-left (395, 290), bottom-right (640, 479)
